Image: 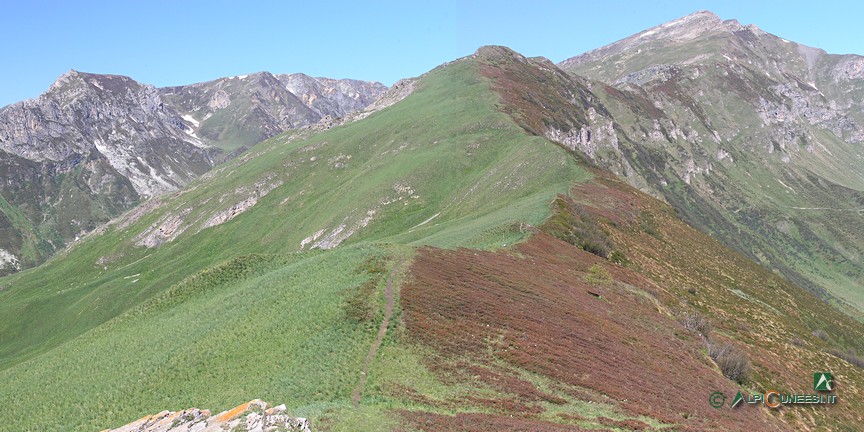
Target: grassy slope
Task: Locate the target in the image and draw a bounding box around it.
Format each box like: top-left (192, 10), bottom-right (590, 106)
top-left (1, 248), bottom-right (376, 429)
top-left (0, 55), bottom-right (587, 430)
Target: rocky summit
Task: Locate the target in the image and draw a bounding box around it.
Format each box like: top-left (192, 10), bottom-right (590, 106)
top-left (102, 400), bottom-right (310, 432)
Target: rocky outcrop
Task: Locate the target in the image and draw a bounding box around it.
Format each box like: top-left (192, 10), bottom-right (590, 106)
top-left (278, 73), bottom-right (387, 118)
top-left (301, 181), bottom-right (418, 250)
top-left (0, 70), bottom-right (213, 196)
top-left (159, 73), bottom-right (387, 153)
top-left (102, 399), bottom-right (310, 432)
top-left (200, 176), bottom-right (284, 230)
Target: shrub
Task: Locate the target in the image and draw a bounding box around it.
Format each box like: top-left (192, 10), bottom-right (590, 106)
top-left (609, 250), bottom-right (628, 265)
top-left (344, 277), bottom-right (381, 323)
top-left (812, 329), bottom-right (829, 341)
top-left (679, 311), bottom-right (712, 336)
top-left (547, 197), bottom-right (614, 259)
top-left (789, 337), bottom-right (804, 347)
top-left (706, 339), bottom-right (751, 384)
top-left (828, 347), bottom-right (864, 368)
top-left (639, 210), bottom-right (660, 238)
top-left (585, 263), bottom-right (612, 284)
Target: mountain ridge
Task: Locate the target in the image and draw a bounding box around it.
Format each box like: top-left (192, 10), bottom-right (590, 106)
top-left (0, 68), bottom-right (386, 273)
top-left (554, 11), bottom-right (864, 312)
top-left (560, 11), bottom-right (753, 72)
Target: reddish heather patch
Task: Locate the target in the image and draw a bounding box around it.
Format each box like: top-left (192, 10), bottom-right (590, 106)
top-left (400, 232), bottom-right (787, 430)
top-left (556, 412), bottom-right (588, 422)
top-left (476, 48), bottom-right (597, 139)
top-left (463, 395), bottom-right (544, 414)
top-left (567, 173), bottom-right (644, 225)
top-left (384, 383), bottom-right (441, 407)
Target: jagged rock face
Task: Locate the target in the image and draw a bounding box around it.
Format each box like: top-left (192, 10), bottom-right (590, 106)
top-left (0, 70), bottom-right (211, 272)
top-left (559, 10), bottom-right (864, 159)
top-left (552, 12), bottom-right (864, 308)
top-left (0, 70), bottom-right (386, 274)
top-left (0, 70), bottom-right (213, 196)
top-left (158, 72), bottom-right (320, 152)
top-left (102, 399), bottom-right (311, 432)
top-left (304, 77), bottom-right (418, 133)
top-left (159, 72), bottom-right (386, 152)
top-left (278, 73), bottom-right (387, 118)
top-left (471, 37), bottom-right (864, 309)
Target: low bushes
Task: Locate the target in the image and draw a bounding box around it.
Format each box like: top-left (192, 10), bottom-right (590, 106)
top-left (829, 347), bottom-right (864, 369)
top-left (585, 263), bottom-right (612, 284)
top-left (679, 311), bottom-right (712, 336)
top-left (679, 310), bottom-right (751, 383)
top-left (706, 338), bottom-right (751, 384)
top-left (546, 197), bottom-right (615, 259)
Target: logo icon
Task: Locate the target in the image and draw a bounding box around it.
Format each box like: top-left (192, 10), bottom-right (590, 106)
top-left (708, 391), bottom-right (726, 409)
top-left (731, 390), bottom-right (744, 408)
top-left (814, 372), bottom-right (834, 391)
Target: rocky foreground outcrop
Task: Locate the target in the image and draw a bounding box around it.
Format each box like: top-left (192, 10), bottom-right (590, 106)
top-left (102, 399), bottom-right (310, 432)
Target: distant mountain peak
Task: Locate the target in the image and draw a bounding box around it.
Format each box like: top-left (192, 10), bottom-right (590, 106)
top-left (667, 10), bottom-right (721, 25)
top-left (472, 45), bottom-right (532, 65)
top-left (559, 11), bottom-right (760, 71)
top-left (690, 9), bottom-right (718, 17)
top-left (622, 10), bottom-right (728, 42)
top-left (47, 69), bottom-right (82, 92)
top-left (45, 69), bottom-right (151, 99)
top-left (650, 10), bottom-right (757, 34)
top-left (475, 45), bottom-right (520, 56)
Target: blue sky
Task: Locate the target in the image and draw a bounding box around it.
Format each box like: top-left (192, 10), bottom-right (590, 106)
top-left (1, 0), bottom-right (862, 107)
